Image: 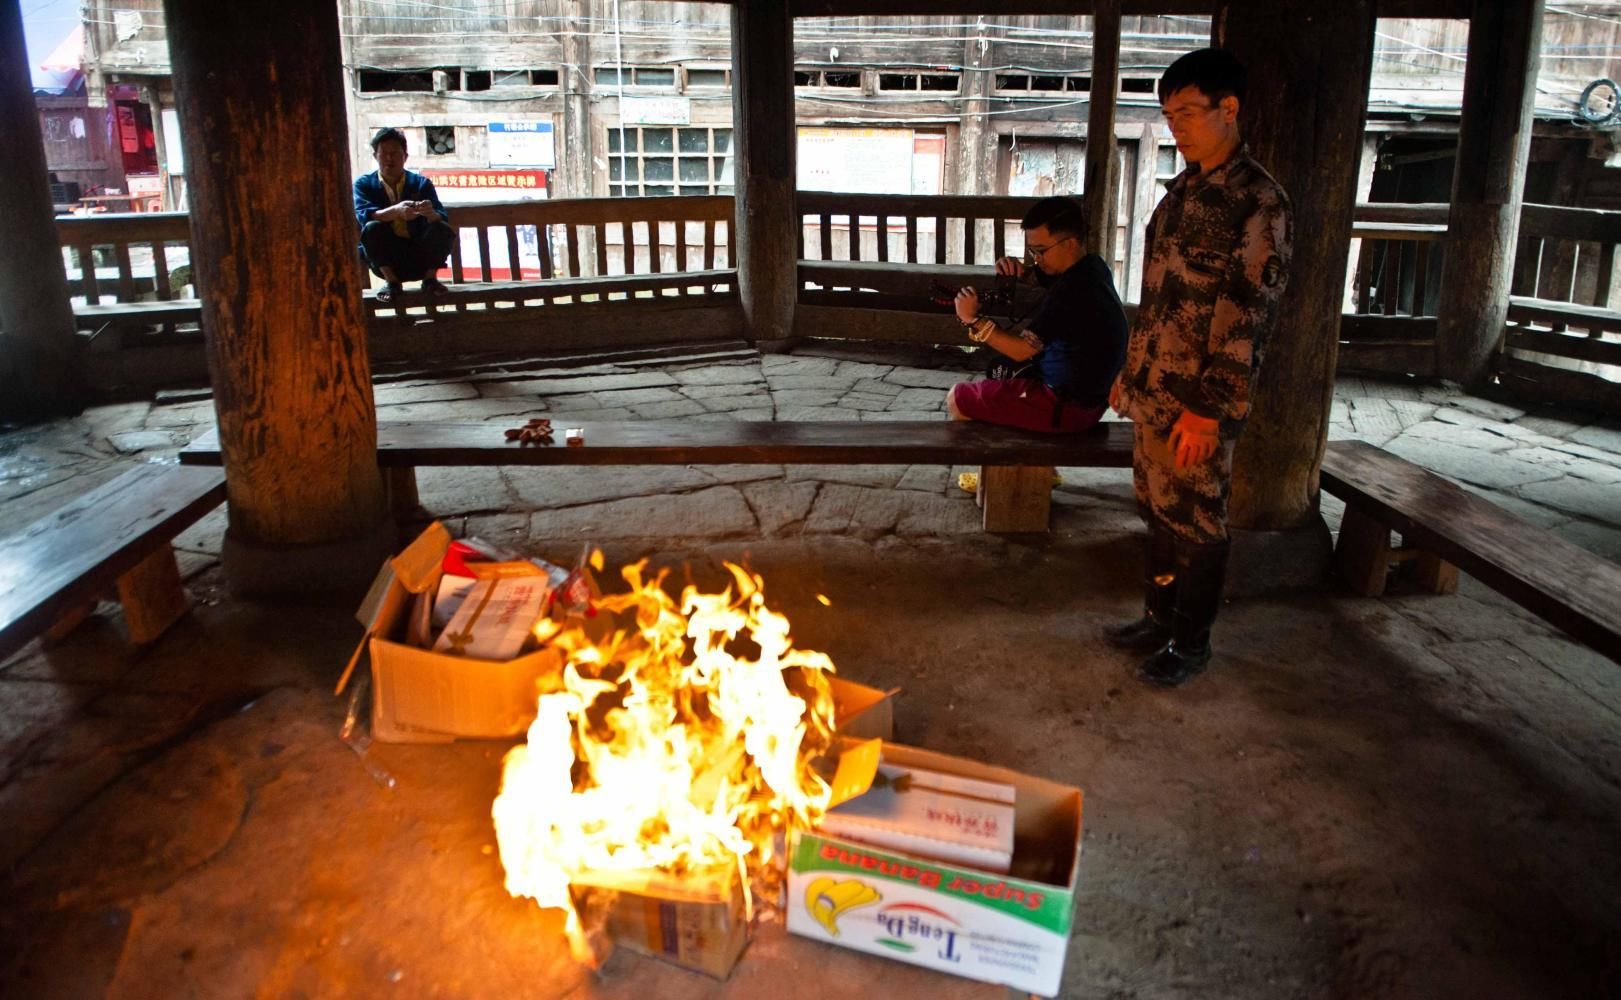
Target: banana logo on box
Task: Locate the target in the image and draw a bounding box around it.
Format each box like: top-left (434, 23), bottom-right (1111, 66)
top-left (804, 877), bottom-right (882, 937)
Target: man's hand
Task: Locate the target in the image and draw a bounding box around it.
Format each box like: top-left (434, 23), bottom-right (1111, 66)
top-left (994, 256), bottom-right (1024, 279)
top-left (411, 200), bottom-right (436, 218)
top-left (954, 287), bottom-right (980, 326)
top-left (1109, 376), bottom-right (1123, 415)
top-left (1168, 410), bottom-right (1220, 469)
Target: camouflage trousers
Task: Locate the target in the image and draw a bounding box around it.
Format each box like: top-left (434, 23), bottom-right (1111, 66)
top-left (1132, 423), bottom-right (1237, 545)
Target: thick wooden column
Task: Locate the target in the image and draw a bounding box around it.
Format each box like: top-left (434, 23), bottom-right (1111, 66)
top-left (162, 0), bottom-right (390, 594)
top-left (0, 0), bottom-right (84, 422)
top-left (958, 26), bottom-right (997, 198)
top-left (561, 0), bottom-right (597, 271)
top-left (1435, 0), bottom-right (1544, 387)
top-left (732, 0), bottom-right (797, 351)
top-left (1082, 0), bottom-right (1121, 265)
top-left (1215, 2), bottom-right (1377, 588)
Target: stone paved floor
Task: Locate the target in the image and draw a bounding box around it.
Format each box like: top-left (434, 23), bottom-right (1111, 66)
top-left (1, 343), bottom-right (1619, 998)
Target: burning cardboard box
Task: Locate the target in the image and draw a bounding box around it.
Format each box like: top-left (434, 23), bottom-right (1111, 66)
top-left (787, 742), bottom-right (1083, 998)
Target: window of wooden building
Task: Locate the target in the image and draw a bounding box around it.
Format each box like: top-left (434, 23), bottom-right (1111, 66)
top-left (608, 126), bottom-right (734, 197)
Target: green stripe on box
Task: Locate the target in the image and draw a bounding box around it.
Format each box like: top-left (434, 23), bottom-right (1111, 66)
top-left (791, 833), bottom-right (1072, 934)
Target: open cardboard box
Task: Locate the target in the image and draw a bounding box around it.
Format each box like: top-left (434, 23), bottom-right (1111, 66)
top-left (786, 741), bottom-right (1083, 998)
top-left (348, 521), bottom-right (899, 749)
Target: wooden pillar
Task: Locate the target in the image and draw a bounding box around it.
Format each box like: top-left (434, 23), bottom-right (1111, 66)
top-left (732, 0), bottom-right (797, 351)
top-left (0, 0), bottom-right (84, 422)
top-left (1214, 2), bottom-right (1377, 583)
top-left (162, 0), bottom-right (390, 594)
top-left (1435, 0), bottom-right (1544, 388)
top-left (1082, 0), bottom-right (1122, 267)
top-left (561, 0), bottom-right (597, 271)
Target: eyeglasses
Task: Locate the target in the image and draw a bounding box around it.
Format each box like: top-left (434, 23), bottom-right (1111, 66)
top-left (1024, 236), bottom-right (1075, 262)
top-left (1162, 102), bottom-right (1222, 127)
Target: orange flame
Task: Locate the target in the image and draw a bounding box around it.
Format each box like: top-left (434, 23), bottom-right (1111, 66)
top-left (492, 559), bottom-right (837, 964)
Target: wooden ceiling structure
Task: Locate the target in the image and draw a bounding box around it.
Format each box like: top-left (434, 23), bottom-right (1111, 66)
top-left (0, 0), bottom-right (1544, 593)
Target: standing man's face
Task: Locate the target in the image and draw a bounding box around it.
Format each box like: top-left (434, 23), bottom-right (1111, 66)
top-left (1161, 85), bottom-right (1240, 169)
top-left (373, 139), bottom-right (408, 182)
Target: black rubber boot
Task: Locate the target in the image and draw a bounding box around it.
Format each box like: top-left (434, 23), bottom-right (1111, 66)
top-left (1138, 537), bottom-right (1230, 688)
top-left (1105, 521), bottom-right (1178, 651)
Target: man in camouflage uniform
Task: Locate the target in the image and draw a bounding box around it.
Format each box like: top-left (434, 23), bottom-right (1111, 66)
top-left (1107, 48), bottom-right (1293, 688)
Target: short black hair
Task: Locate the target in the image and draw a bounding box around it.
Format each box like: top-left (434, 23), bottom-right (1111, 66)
top-left (1021, 196), bottom-right (1085, 239)
top-left (1158, 48), bottom-right (1247, 107)
top-left (370, 127), bottom-right (408, 153)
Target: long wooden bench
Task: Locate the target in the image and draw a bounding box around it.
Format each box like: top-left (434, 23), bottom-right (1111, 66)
top-left (181, 420), bottom-right (1134, 532)
top-left (0, 464), bottom-right (228, 663)
top-left (1320, 438), bottom-right (1621, 664)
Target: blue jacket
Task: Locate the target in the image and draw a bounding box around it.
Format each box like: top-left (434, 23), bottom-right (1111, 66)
top-left (353, 169), bottom-right (448, 239)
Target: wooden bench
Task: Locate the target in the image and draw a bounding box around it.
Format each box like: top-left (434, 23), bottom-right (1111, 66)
top-left (181, 420), bottom-right (1134, 532)
top-left (0, 465), bottom-right (227, 663)
top-left (1319, 438), bottom-right (1621, 664)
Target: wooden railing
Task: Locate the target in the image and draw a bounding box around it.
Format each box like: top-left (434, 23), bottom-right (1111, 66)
top-left (1500, 204), bottom-right (1621, 408)
top-left (1339, 202), bottom-right (1448, 376)
top-left (434, 195), bottom-right (735, 313)
top-left (57, 211), bottom-right (193, 306)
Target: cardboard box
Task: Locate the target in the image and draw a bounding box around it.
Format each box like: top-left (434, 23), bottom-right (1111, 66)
top-left (786, 743), bottom-right (1083, 998)
top-left (349, 522), bottom-right (564, 743)
top-left (576, 868), bottom-right (749, 979)
top-left (350, 524), bottom-right (899, 749)
top-left (820, 762), bottom-right (1016, 873)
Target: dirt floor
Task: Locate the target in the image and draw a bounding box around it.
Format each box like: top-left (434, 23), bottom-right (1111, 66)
top-left (2, 349), bottom-right (1619, 999)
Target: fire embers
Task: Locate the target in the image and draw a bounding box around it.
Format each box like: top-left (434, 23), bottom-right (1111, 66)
top-left (491, 559), bottom-right (839, 965)
top-left (504, 418), bottom-right (554, 445)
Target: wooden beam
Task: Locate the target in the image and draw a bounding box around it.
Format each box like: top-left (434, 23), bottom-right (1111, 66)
top-left (163, 0), bottom-right (390, 593)
top-left (1434, 0), bottom-right (1544, 388)
top-left (0, 0), bottom-right (84, 420)
top-left (1083, 0), bottom-right (1122, 265)
top-left (732, 1), bottom-right (799, 350)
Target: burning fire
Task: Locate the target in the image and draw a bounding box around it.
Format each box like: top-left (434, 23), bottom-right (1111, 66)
top-left (492, 558), bottom-right (838, 963)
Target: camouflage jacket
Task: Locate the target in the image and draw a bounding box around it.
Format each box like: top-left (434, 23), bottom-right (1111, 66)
top-left (1117, 145), bottom-right (1293, 437)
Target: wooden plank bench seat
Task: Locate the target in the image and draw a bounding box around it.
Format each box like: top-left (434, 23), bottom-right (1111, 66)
top-left (1320, 438), bottom-right (1621, 664)
top-left (181, 420), bottom-right (1134, 532)
top-left (72, 299), bottom-right (204, 330)
top-left (0, 464), bottom-right (227, 663)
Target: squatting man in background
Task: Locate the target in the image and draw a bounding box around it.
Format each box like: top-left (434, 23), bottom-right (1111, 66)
top-left (1108, 48), bottom-right (1294, 688)
top-left (945, 196), bottom-right (1129, 434)
top-left (354, 127), bottom-right (456, 305)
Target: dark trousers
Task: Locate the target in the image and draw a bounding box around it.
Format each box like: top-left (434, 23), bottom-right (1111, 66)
top-left (360, 220), bottom-right (455, 281)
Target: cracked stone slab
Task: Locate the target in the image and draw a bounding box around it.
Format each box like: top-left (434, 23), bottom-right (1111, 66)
top-left (882, 369), bottom-right (964, 389)
top-left (776, 405), bottom-right (860, 422)
top-left (374, 398), bottom-right (544, 422)
top-left (1511, 448), bottom-right (1621, 483)
top-left (1400, 420), bottom-right (1517, 452)
top-left (680, 382), bottom-right (759, 400)
top-left (508, 466), bottom-right (724, 509)
top-left (759, 356), bottom-right (838, 376)
top-left (1549, 519), bottom-right (1621, 563)
top-left (786, 464), bottom-right (909, 488)
top-left (888, 388), bottom-right (946, 411)
top-left (842, 393), bottom-right (896, 412)
top-left (588, 386), bottom-right (685, 407)
top-left (531, 485), bottom-right (756, 538)
top-left (143, 402), bottom-right (218, 429)
top-left (852, 378), bottom-right (905, 396)
top-left (764, 375), bottom-right (858, 391)
top-left (864, 410), bottom-right (940, 422)
top-left (803, 483), bottom-right (981, 536)
top-left (831, 361), bottom-right (895, 380)
top-left (1515, 476), bottom-right (1621, 525)
top-left (0, 679), bottom-right (98, 758)
top-left (480, 371), bottom-right (680, 397)
top-left (773, 388), bottom-right (846, 408)
top-left (669, 364), bottom-right (765, 387)
top-left (1444, 396), bottom-right (1525, 422)
top-left (1569, 421), bottom-right (1621, 454)
top-left (895, 465), bottom-right (950, 493)
top-left (740, 480), bottom-right (820, 535)
top-left (173, 504), bottom-right (229, 556)
top-left (107, 430), bottom-right (190, 454)
top-left (699, 393), bottom-right (774, 413)
top-left (629, 399), bottom-right (709, 419)
top-left (414, 466), bottom-right (516, 516)
top-left (371, 381), bottom-right (479, 407)
top-left (1385, 437), bottom-right (1564, 490)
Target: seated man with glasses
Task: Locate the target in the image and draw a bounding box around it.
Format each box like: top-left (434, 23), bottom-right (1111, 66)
top-left (946, 196), bottom-right (1128, 433)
